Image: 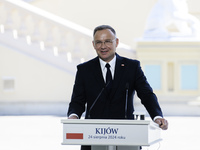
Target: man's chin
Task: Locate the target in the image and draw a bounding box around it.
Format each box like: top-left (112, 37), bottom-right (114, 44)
top-left (98, 54), bottom-right (115, 62)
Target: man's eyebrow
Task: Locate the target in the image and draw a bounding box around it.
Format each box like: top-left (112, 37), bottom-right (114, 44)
top-left (95, 39), bottom-right (112, 41)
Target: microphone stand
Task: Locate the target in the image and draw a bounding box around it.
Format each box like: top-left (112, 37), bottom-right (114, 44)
top-left (88, 81), bottom-right (110, 119)
top-left (125, 83), bottom-right (129, 119)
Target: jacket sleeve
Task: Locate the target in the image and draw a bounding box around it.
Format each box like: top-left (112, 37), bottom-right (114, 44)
top-left (67, 65), bottom-right (86, 118)
top-left (134, 61), bottom-right (163, 119)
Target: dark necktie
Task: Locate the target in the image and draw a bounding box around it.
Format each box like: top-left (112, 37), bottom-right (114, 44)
top-left (105, 63), bottom-right (112, 87)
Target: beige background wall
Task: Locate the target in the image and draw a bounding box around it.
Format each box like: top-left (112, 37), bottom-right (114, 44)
top-left (30, 0), bottom-right (200, 49)
top-left (0, 44), bottom-right (74, 102)
top-left (30, 0), bottom-right (156, 49)
top-left (1, 0), bottom-right (200, 109)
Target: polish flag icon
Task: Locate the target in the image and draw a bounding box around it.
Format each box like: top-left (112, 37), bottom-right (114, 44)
top-left (66, 133), bottom-right (83, 139)
top-left (66, 127), bottom-right (84, 139)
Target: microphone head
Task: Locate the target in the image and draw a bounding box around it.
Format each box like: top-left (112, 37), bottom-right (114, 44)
top-left (125, 83), bottom-right (129, 89)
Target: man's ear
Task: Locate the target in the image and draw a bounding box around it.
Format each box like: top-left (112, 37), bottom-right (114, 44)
top-left (116, 38), bottom-right (119, 47)
top-left (92, 41), bottom-right (95, 48)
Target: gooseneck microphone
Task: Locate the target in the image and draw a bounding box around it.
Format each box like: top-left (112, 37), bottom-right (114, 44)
top-left (125, 83), bottom-right (129, 119)
top-left (88, 81), bottom-right (110, 119)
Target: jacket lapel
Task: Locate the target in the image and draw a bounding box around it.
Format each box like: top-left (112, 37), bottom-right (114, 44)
top-left (109, 54), bottom-right (125, 99)
top-left (92, 57), bottom-right (105, 89)
top-left (91, 54), bottom-right (126, 97)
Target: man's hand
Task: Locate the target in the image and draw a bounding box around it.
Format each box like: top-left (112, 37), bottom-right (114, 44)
top-left (155, 118), bottom-right (168, 130)
top-left (68, 115), bottom-right (78, 119)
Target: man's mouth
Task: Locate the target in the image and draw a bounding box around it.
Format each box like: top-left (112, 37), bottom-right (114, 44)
top-left (101, 50), bottom-right (108, 54)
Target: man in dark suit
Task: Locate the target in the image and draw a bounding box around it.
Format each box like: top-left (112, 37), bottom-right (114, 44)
top-left (67, 25), bottom-right (168, 150)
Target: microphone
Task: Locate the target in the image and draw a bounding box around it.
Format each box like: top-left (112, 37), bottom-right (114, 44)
top-left (88, 81), bottom-right (110, 119)
top-left (125, 83), bottom-right (129, 119)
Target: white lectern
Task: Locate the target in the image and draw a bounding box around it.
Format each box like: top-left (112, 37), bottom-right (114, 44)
top-left (61, 119), bottom-right (162, 150)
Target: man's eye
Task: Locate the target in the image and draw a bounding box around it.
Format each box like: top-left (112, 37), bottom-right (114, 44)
top-left (96, 41), bottom-right (102, 44)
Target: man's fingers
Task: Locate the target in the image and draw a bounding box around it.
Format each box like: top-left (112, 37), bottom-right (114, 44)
top-left (68, 115), bottom-right (78, 119)
top-left (155, 118), bottom-right (168, 130)
top-left (160, 119), bottom-right (168, 130)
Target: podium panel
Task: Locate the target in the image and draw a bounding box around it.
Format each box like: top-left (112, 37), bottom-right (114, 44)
top-left (61, 119), bottom-right (162, 147)
top-left (91, 145), bottom-right (139, 150)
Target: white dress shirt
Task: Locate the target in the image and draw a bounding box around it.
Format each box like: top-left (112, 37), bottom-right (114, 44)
top-left (99, 55), bottom-right (116, 82)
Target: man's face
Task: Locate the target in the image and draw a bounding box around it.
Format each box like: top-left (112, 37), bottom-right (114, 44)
top-left (93, 29), bottom-right (119, 62)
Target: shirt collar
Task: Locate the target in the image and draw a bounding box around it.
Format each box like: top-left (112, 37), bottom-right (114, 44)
top-left (99, 55), bottom-right (116, 70)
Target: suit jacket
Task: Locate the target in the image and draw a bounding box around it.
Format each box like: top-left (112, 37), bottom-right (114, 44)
top-left (67, 53), bottom-right (163, 120)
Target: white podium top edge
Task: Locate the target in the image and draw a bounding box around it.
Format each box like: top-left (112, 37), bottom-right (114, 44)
top-left (61, 119), bottom-right (152, 125)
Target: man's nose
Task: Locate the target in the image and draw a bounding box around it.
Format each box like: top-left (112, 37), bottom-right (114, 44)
top-left (101, 42), bottom-right (106, 48)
